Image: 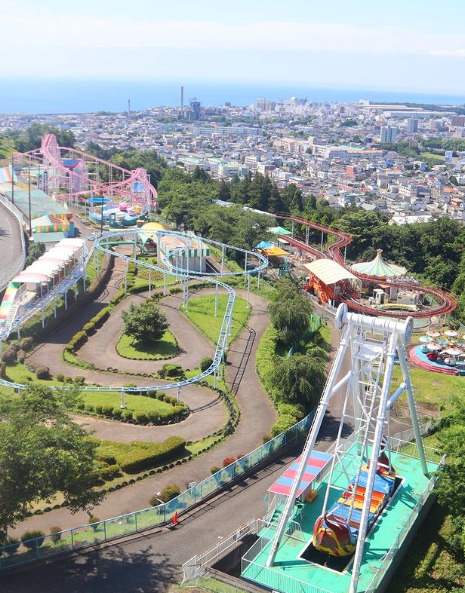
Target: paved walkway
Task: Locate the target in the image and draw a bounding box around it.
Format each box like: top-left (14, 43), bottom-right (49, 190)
top-left (11, 274), bottom-right (276, 536)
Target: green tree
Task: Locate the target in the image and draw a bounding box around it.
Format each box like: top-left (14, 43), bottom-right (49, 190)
top-left (269, 282), bottom-right (314, 347)
top-left (271, 354), bottom-right (326, 408)
top-left (25, 242), bottom-right (46, 266)
top-left (0, 385), bottom-right (102, 541)
top-left (122, 300), bottom-right (169, 345)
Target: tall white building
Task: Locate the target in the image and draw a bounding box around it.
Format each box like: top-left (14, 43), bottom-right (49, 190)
top-left (380, 125), bottom-right (398, 144)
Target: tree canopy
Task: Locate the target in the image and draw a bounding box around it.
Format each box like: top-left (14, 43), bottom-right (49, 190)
top-left (122, 300), bottom-right (169, 345)
top-left (0, 385), bottom-right (102, 541)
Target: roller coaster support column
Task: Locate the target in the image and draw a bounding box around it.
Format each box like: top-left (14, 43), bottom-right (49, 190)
top-left (320, 231), bottom-right (324, 251)
top-left (215, 283), bottom-right (219, 317)
top-left (124, 260), bottom-right (128, 293)
top-left (149, 270), bottom-right (152, 297)
top-left (41, 305), bottom-right (45, 328)
top-left (53, 297), bottom-right (57, 319)
top-left (221, 245), bottom-right (225, 274)
top-left (247, 275), bottom-right (251, 308)
top-left (184, 250), bottom-right (190, 313)
top-left (291, 221), bottom-right (294, 236)
top-left (305, 226), bottom-right (310, 245)
top-left (177, 387), bottom-right (180, 402)
top-left (64, 290), bottom-right (68, 310)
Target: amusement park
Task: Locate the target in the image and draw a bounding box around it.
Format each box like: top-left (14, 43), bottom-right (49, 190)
top-left (0, 134), bottom-right (460, 593)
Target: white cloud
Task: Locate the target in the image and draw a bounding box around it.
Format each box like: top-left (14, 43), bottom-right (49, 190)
top-left (1, 2), bottom-right (465, 60)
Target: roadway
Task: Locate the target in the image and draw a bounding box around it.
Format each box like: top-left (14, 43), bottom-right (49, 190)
top-left (0, 202), bottom-right (24, 291)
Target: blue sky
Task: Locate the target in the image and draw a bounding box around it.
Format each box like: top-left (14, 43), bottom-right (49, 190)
top-left (2, 0), bottom-right (465, 94)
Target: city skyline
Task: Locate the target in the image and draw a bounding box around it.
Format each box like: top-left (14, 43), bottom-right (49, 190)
top-left (2, 0), bottom-right (465, 96)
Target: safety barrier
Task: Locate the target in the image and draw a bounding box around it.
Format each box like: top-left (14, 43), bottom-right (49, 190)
top-left (0, 412), bottom-right (313, 571)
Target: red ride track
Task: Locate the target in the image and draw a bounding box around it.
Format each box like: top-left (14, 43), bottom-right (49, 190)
top-left (275, 213), bottom-right (456, 319)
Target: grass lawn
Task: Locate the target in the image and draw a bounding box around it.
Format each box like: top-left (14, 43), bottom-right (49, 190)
top-left (116, 330), bottom-right (179, 360)
top-left (82, 391), bottom-right (177, 414)
top-left (392, 365), bottom-right (465, 408)
top-left (184, 294), bottom-right (250, 344)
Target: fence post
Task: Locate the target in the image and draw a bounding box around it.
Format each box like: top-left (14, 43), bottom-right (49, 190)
top-left (103, 520), bottom-right (107, 541)
top-left (135, 512), bottom-right (138, 532)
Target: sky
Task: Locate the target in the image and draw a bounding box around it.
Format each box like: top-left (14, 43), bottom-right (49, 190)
top-left (2, 0), bottom-right (465, 95)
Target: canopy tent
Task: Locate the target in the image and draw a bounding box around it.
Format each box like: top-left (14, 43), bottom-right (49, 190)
top-left (39, 255), bottom-right (70, 265)
top-left (350, 249), bottom-right (407, 278)
top-left (255, 240), bottom-right (274, 250)
top-left (263, 246), bottom-right (288, 257)
top-left (304, 259), bottom-right (359, 286)
top-left (268, 226), bottom-right (292, 236)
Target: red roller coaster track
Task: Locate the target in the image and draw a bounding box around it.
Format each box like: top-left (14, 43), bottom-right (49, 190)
top-left (275, 213), bottom-right (456, 319)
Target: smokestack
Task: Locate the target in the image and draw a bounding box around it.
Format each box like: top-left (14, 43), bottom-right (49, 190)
top-left (127, 99), bottom-right (131, 117)
top-left (180, 86), bottom-right (184, 119)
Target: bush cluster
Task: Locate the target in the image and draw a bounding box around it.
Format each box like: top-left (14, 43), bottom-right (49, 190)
top-left (82, 400), bottom-right (188, 425)
top-left (120, 436), bottom-right (186, 474)
top-left (158, 364), bottom-right (185, 379)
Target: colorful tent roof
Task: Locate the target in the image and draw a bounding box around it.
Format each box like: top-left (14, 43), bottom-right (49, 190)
top-left (255, 240), bottom-right (274, 249)
top-left (268, 451), bottom-right (332, 497)
top-left (263, 246), bottom-right (288, 257)
top-left (268, 226), bottom-right (293, 236)
top-left (304, 259), bottom-right (358, 285)
top-left (351, 249), bottom-right (407, 278)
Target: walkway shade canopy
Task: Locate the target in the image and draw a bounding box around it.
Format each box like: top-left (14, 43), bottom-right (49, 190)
top-left (304, 259), bottom-right (359, 286)
top-left (351, 249), bottom-right (407, 278)
top-left (268, 451), bottom-right (332, 498)
top-left (12, 272), bottom-right (50, 283)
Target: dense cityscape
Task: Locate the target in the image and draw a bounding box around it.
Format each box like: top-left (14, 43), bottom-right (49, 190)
top-left (3, 95), bottom-right (465, 225)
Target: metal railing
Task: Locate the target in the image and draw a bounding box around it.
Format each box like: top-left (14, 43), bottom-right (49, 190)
top-left (0, 411), bottom-right (313, 571)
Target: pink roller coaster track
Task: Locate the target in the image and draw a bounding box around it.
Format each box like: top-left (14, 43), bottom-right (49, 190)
top-left (16, 134), bottom-right (157, 210)
top-left (275, 212), bottom-right (456, 319)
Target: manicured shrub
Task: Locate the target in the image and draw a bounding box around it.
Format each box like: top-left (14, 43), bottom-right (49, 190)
top-left (76, 401), bottom-right (85, 410)
top-left (122, 410), bottom-right (133, 422)
top-left (50, 527), bottom-right (62, 544)
top-left (5, 537), bottom-right (20, 555)
top-left (0, 362), bottom-right (6, 379)
top-left (21, 530), bottom-right (45, 549)
top-left (102, 404), bottom-right (114, 417)
top-left (1, 346), bottom-right (18, 365)
top-left (159, 364), bottom-right (185, 379)
top-left (35, 366), bottom-right (50, 380)
top-left (200, 357), bottom-right (213, 372)
top-left (112, 407), bottom-right (123, 419)
top-left (74, 376), bottom-right (85, 385)
top-left (17, 350), bottom-right (26, 364)
top-left (94, 405), bottom-right (103, 415)
top-left (119, 436), bottom-right (186, 474)
top-left (84, 403), bottom-right (94, 413)
top-left (100, 464), bottom-right (121, 481)
top-left (20, 336), bottom-right (35, 352)
top-left (223, 457), bottom-right (236, 467)
top-left (160, 483), bottom-right (181, 502)
top-left (68, 330), bottom-right (87, 351)
top-left (134, 411), bottom-right (149, 424)
top-left (210, 466), bottom-right (221, 474)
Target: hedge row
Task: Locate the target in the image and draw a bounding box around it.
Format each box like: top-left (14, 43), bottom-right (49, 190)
top-left (120, 436), bottom-right (187, 474)
top-left (76, 401), bottom-right (189, 425)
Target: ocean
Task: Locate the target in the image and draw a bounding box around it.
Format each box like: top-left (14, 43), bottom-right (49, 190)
top-left (1, 78), bottom-right (465, 114)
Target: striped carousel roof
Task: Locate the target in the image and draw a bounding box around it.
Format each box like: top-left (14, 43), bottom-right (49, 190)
top-left (351, 249), bottom-right (407, 278)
